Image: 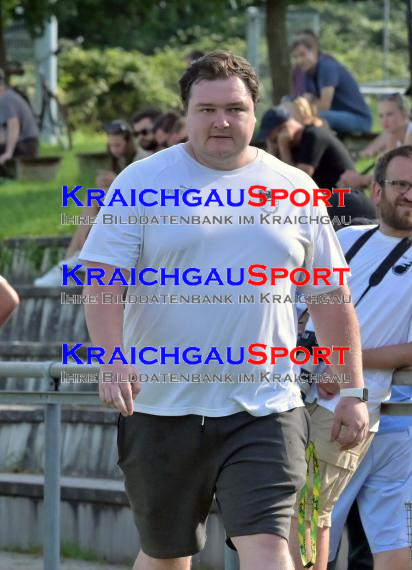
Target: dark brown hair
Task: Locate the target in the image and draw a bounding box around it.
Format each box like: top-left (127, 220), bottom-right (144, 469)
top-left (179, 50), bottom-right (259, 109)
top-left (374, 145), bottom-right (412, 185)
top-left (153, 112), bottom-right (181, 134)
top-left (290, 38), bottom-right (317, 54)
top-left (104, 121), bottom-right (136, 174)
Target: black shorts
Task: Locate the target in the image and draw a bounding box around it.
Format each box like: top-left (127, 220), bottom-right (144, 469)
top-left (117, 408), bottom-right (309, 558)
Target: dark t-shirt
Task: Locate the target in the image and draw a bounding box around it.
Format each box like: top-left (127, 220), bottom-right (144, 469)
top-left (327, 189), bottom-right (376, 221)
top-left (304, 54), bottom-right (371, 120)
top-left (0, 88), bottom-right (39, 142)
top-left (291, 125), bottom-right (376, 222)
top-left (292, 125), bottom-right (354, 189)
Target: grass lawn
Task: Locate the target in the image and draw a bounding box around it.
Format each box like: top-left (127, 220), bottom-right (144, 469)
top-left (0, 131), bottom-right (106, 240)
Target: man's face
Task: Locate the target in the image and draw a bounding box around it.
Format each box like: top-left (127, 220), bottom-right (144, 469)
top-left (291, 45), bottom-right (317, 72)
top-left (374, 156), bottom-right (412, 231)
top-left (185, 76), bottom-right (256, 169)
top-left (133, 117), bottom-right (156, 151)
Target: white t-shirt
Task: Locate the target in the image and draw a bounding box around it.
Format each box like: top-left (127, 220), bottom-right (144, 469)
top-left (397, 121), bottom-right (412, 146)
top-left (305, 225), bottom-right (412, 430)
top-left (80, 144), bottom-right (347, 417)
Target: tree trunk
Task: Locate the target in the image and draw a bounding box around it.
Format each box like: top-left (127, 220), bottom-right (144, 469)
top-left (0, 7), bottom-right (8, 74)
top-left (265, 0), bottom-right (290, 104)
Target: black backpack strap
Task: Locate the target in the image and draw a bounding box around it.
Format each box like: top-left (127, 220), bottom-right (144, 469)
top-left (345, 226), bottom-right (379, 264)
top-left (355, 235), bottom-right (412, 306)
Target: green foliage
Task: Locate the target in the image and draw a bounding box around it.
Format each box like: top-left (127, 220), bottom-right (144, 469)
top-left (58, 46), bottom-right (183, 127)
top-left (58, 36), bottom-right (246, 128)
top-left (57, 0), bottom-right (250, 53)
top-left (308, 0), bottom-right (408, 82)
top-left (2, 0), bottom-right (54, 35)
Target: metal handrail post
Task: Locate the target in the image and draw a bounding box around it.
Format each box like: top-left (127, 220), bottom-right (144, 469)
top-left (43, 372), bottom-right (61, 570)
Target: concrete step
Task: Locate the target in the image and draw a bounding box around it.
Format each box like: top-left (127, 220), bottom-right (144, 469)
top-left (1, 236), bottom-right (71, 284)
top-left (0, 405), bottom-right (117, 479)
top-left (0, 472), bottom-right (224, 567)
top-left (0, 342), bottom-right (95, 391)
top-left (0, 286), bottom-right (89, 342)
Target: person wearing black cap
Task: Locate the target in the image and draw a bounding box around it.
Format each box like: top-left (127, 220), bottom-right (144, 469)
top-left (0, 68), bottom-right (39, 176)
top-left (257, 107), bottom-right (376, 225)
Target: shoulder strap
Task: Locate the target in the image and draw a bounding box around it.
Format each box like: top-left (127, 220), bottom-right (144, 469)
top-left (298, 226), bottom-right (411, 322)
top-left (344, 226), bottom-right (379, 264)
top-left (354, 234), bottom-right (412, 307)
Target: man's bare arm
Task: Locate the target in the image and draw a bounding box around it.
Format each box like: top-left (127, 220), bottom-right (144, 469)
top-left (307, 285), bottom-right (369, 449)
top-left (0, 117), bottom-right (19, 163)
top-left (313, 86), bottom-right (335, 112)
top-left (362, 342), bottom-right (412, 369)
top-left (83, 261), bottom-right (140, 416)
top-left (277, 133), bottom-right (294, 165)
top-left (296, 163), bottom-right (315, 177)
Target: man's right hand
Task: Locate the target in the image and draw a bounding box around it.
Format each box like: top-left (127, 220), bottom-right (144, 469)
top-left (331, 397), bottom-right (369, 450)
top-left (99, 363), bottom-right (140, 416)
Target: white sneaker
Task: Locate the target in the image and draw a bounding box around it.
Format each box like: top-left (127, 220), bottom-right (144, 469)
top-left (59, 250), bottom-right (82, 269)
top-left (34, 264), bottom-right (64, 287)
top-left (34, 251), bottom-right (85, 287)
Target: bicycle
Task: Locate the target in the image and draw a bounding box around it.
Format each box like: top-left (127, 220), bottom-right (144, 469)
top-left (7, 60), bottom-right (73, 151)
top-left (37, 74), bottom-right (73, 150)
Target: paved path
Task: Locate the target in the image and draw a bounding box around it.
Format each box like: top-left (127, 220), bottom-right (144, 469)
top-left (0, 551), bottom-right (129, 569)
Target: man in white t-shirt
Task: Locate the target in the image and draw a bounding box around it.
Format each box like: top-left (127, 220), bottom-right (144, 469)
top-left (79, 50), bottom-right (368, 570)
top-left (291, 146), bottom-right (412, 570)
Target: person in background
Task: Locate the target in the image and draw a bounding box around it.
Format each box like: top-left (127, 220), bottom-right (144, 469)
top-left (0, 68), bottom-right (39, 176)
top-left (290, 145), bottom-right (412, 570)
top-left (291, 30), bottom-right (321, 98)
top-left (281, 96), bottom-right (326, 129)
top-left (152, 111), bottom-right (182, 150)
top-left (131, 109), bottom-right (161, 159)
top-left (167, 116), bottom-right (187, 146)
top-left (328, 387), bottom-right (412, 570)
top-left (257, 106), bottom-right (376, 225)
top-left (362, 93), bottom-right (412, 157)
top-left (34, 120), bottom-right (136, 287)
top-left (290, 38), bottom-right (372, 135)
top-left (0, 276), bottom-right (19, 327)
top-left (339, 93), bottom-right (412, 189)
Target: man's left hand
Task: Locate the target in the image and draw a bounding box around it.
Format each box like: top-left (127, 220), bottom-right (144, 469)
top-left (331, 397), bottom-right (369, 450)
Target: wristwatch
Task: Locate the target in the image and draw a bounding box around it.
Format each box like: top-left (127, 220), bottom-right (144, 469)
top-left (340, 387), bottom-right (368, 402)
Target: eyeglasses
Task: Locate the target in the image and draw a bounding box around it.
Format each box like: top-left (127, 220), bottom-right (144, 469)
top-left (383, 179), bottom-right (412, 194)
top-left (133, 128), bottom-right (151, 138)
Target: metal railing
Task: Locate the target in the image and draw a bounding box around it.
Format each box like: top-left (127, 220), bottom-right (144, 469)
top-left (0, 362), bottom-right (411, 570)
